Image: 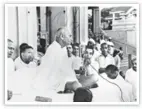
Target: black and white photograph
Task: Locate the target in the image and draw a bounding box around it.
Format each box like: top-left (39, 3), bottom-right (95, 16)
top-left (5, 4), bottom-right (139, 104)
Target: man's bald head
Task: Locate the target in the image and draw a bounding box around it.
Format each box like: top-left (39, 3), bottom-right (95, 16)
top-left (55, 27), bottom-right (72, 48)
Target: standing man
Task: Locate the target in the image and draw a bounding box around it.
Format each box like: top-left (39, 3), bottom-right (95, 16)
top-left (33, 27), bottom-right (82, 93)
top-left (97, 43), bottom-right (115, 74)
top-left (107, 36), bottom-right (114, 56)
top-left (125, 57), bottom-right (137, 101)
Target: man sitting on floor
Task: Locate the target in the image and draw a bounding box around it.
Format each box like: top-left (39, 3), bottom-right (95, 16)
top-left (102, 65), bottom-right (134, 102)
top-left (15, 44), bottom-right (37, 70)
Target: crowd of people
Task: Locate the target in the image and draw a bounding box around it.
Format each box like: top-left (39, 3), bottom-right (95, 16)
top-left (7, 27), bottom-right (137, 102)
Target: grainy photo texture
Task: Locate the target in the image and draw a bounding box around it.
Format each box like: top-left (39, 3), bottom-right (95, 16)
top-left (5, 4), bottom-right (139, 104)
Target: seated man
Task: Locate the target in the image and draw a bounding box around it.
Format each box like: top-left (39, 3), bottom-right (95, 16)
top-left (7, 39), bottom-right (15, 101)
top-left (7, 39), bottom-right (15, 73)
top-left (66, 44), bottom-right (75, 69)
top-left (73, 87), bottom-right (93, 102)
top-left (125, 57), bottom-right (137, 101)
top-left (15, 44), bottom-right (37, 70)
top-left (72, 43), bottom-right (83, 70)
top-left (87, 38), bottom-right (100, 62)
top-left (78, 45), bottom-right (99, 88)
top-left (103, 65), bottom-right (134, 102)
top-left (67, 44), bottom-right (73, 58)
top-left (97, 42), bottom-right (115, 74)
top-left (107, 38), bottom-right (114, 56)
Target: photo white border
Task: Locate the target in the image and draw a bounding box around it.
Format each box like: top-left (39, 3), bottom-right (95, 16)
top-left (4, 3), bottom-right (140, 105)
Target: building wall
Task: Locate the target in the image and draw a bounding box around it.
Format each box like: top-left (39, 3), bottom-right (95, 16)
top-left (105, 30), bottom-right (136, 55)
top-left (7, 7), bottom-right (18, 46)
top-left (7, 6), bottom-right (89, 58)
top-left (18, 7), bottom-right (37, 49)
top-left (7, 6), bottom-right (38, 59)
top-left (80, 7), bottom-right (88, 45)
top-left (50, 7), bottom-right (66, 42)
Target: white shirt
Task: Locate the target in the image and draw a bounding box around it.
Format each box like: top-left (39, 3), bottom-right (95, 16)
top-left (15, 57), bottom-right (37, 71)
top-left (96, 43), bottom-right (101, 53)
top-left (87, 61), bottom-right (99, 76)
top-left (91, 49), bottom-right (101, 62)
top-left (33, 41), bottom-right (79, 92)
top-left (72, 56), bottom-right (83, 70)
top-left (125, 68), bottom-right (137, 100)
top-left (84, 61), bottom-right (99, 82)
top-left (68, 55), bottom-right (75, 70)
top-left (100, 39), bottom-right (106, 44)
top-left (102, 74), bottom-right (134, 102)
top-left (107, 41), bottom-right (114, 47)
top-left (7, 57), bottom-right (16, 91)
top-left (97, 54), bottom-right (115, 68)
top-left (8, 68), bottom-right (37, 94)
top-left (91, 73), bottom-right (122, 102)
top-left (114, 55), bottom-right (121, 69)
top-left (7, 58), bottom-right (15, 73)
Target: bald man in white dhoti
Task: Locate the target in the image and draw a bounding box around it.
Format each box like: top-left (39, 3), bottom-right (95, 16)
top-left (8, 27), bottom-right (81, 102)
top-left (32, 27), bottom-right (82, 93)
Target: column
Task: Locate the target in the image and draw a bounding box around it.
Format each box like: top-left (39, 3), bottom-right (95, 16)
top-left (18, 7), bottom-right (37, 50)
top-left (80, 6), bottom-right (88, 45)
top-left (65, 7), bottom-right (73, 37)
top-left (46, 7), bottom-right (52, 44)
top-left (7, 6), bottom-right (19, 59)
top-left (92, 7), bottom-right (100, 33)
top-left (73, 7), bottom-right (80, 43)
top-left (17, 7), bottom-right (28, 45)
top-left (27, 7), bottom-right (38, 50)
top-left (50, 7), bottom-right (66, 42)
top-left (40, 7), bottom-right (46, 32)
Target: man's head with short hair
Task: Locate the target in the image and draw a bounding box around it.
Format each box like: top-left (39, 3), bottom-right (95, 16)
top-left (101, 43), bottom-right (108, 57)
top-left (20, 44), bottom-right (34, 64)
top-left (55, 27), bottom-right (72, 48)
top-left (66, 44), bottom-right (73, 57)
top-left (131, 57), bottom-right (137, 72)
top-left (83, 45), bottom-right (94, 66)
top-left (7, 39), bottom-right (14, 58)
top-left (73, 87), bottom-right (93, 102)
top-left (105, 65), bottom-right (119, 79)
top-left (84, 45), bottom-right (94, 59)
top-left (19, 43), bottom-right (28, 52)
top-left (72, 43), bottom-right (80, 57)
